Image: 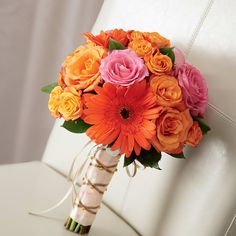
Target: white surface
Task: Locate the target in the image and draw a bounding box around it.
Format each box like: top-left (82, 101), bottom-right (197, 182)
top-left (0, 162), bottom-right (138, 236)
top-left (187, 0), bottom-right (236, 121)
top-left (42, 0), bottom-right (236, 235)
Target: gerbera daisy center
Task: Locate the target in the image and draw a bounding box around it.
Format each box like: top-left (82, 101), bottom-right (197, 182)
top-left (119, 107), bottom-right (131, 119)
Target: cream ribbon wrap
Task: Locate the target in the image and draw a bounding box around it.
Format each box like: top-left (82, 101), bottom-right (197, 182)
top-left (70, 146), bottom-right (120, 226)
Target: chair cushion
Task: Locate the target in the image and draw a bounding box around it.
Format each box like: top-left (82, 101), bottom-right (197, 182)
top-left (0, 162), bottom-right (138, 236)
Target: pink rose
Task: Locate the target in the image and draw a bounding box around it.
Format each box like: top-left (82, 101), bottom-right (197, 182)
top-left (175, 63), bottom-right (208, 116)
top-left (100, 49), bottom-right (149, 86)
top-left (174, 48), bottom-right (185, 68)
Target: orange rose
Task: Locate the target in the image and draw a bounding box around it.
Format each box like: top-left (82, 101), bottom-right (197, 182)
top-left (146, 52), bottom-right (173, 74)
top-left (186, 121), bottom-right (203, 147)
top-left (59, 44), bottom-right (107, 92)
top-left (128, 39), bottom-right (153, 59)
top-left (58, 87), bottom-right (83, 121)
top-left (128, 31), bottom-right (170, 49)
top-left (48, 86), bottom-right (63, 118)
top-left (152, 107), bottom-right (193, 153)
top-left (150, 75), bottom-right (183, 107)
top-left (143, 32), bottom-right (170, 48)
top-left (128, 30), bottom-right (144, 41)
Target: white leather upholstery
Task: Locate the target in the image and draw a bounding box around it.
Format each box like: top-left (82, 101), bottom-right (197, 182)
top-left (42, 0), bottom-right (236, 235)
top-left (187, 0), bottom-right (236, 121)
top-left (0, 162), bottom-right (138, 236)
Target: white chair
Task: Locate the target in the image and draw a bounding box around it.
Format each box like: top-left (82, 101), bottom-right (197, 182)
top-left (1, 0), bottom-right (236, 235)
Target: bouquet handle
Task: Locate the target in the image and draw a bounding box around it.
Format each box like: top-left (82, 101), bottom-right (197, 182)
top-left (65, 145), bottom-right (120, 234)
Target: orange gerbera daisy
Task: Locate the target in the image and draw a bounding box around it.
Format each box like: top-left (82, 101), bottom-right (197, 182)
top-left (83, 81), bottom-right (161, 157)
top-left (83, 29), bottom-right (129, 48)
top-left (83, 31), bottom-right (110, 48)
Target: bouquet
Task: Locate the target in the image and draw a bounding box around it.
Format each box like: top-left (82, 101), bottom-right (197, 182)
top-left (42, 29), bottom-right (210, 234)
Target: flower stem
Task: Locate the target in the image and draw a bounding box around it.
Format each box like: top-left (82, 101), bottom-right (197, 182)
top-left (74, 223), bottom-right (80, 233)
top-left (64, 217), bottom-right (91, 234)
top-left (64, 217), bottom-right (72, 228)
top-left (69, 220), bottom-right (77, 231)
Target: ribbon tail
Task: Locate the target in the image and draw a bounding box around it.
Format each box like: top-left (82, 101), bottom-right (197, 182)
top-left (29, 140), bottom-right (93, 217)
top-left (29, 185), bottom-right (73, 216)
top-left (125, 159), bottom-right (138, 177)
top-left (67, 140), bottom-right (93, 182)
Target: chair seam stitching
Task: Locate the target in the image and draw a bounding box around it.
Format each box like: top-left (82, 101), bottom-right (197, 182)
top-left (184, 0), bottom-right (236, 125)
top-left (224, 213), bottom-right (236, 236)
top-left (185, 0), bottom-right (215, 57)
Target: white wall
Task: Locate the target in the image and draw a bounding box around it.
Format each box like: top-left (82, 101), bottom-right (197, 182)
top-left (0, 0), bottom-right (104, 164)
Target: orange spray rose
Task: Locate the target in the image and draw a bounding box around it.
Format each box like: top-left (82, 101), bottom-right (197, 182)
top-left (186, 121), bottom-right (203, 147)
top-left (128, 39), bottom-right (153, 59)
top-left (58, 87), bottom-right (83, 121)
top-left (146, 52), bottom-right (173, 74)
top-left (152, 107), bottom-right (193, 154)
top-left (48, 86), bottom-right (63, 118)
top-left (150, 75), bottom-right (183, 107)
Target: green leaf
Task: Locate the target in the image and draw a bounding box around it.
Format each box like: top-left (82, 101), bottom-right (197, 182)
top-left (169, 152), bottom-right (185, 159)
top-left (41, 82), bottom-right (58, 94)
top-left (125, 146), bottom-right (162, 169)
top-left (193, 116), bottom-right (211, 135)
top-left (109, 38), bottom-right (126, 51)
top-left (123, 154), bottom-right (136, 167)
top-left (160, 47), bottom-right (175, 64)
top-left (62, 118), bottom-right (91, 133)
top-left (137, 147), bottom-right (162, 169)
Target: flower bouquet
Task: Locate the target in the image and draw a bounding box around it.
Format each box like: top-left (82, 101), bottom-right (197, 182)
top-left (42, 29), bottom-right (210, 234)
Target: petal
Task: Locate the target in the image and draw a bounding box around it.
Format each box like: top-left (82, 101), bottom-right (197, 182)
top-left (127, 133), bottom-right (135, 153)
top-left (111, 132), bottom-right (124, 151)
top-left (120, 135), bottom-right (128, 155)
top-left (140, 126), bottom-right (155, 139)
top-left (134, 132), bottom-right (151, 150)
top-left (142, 107), bottom-right (161, 119)
top-left (133, 141), bottom-right (141, 156)
top-left (99, 127), bottom-right (120, 145)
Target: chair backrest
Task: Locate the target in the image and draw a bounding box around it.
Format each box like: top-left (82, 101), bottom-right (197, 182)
top-left (42, 0), bottom-right (236, 235)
